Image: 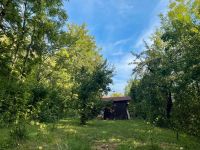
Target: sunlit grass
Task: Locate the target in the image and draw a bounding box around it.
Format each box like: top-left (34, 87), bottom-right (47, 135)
top-left (0, 119), bottom-right (200, 149)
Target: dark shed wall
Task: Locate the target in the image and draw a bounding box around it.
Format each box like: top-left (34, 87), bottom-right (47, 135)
top-left (104, 107), bottom-right (114, 119)
top-left (113, 101), bottom-right (128, 119)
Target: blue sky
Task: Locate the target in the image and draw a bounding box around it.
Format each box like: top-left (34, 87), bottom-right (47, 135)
top-left (64, 0), bottom-right (169, 94)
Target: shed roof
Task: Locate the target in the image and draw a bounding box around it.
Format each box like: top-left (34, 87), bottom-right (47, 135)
top-left (102, 96), bottom-right (131, 102)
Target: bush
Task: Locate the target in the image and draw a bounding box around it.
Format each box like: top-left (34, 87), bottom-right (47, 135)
top-left (154, 116), bottom-right (168, 127)
top-left (10, 122), bottom-right (27, 141)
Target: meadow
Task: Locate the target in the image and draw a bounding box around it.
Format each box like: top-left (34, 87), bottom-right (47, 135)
top-left (1, 119), bottom-right (200, 150)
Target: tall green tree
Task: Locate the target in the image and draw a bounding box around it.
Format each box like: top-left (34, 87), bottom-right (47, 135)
top-left (127, 0), bottom-right (200, 136)
top-left (0, 0), bottom-right (69, 123)
top-left (75, 62), bottom-right (113, 125)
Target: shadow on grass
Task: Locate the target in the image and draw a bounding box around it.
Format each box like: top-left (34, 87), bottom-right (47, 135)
top-left (117, 144), bottom-right (163, 150)
top-left (1, 119), bottom-right (200, 150)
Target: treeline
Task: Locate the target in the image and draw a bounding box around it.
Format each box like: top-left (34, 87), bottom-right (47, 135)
top-left (0, 0), bottom-right (113, 128)
top-left (126, 0), bottom-right (200, 136)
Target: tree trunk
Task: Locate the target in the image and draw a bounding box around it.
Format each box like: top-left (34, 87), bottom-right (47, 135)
top-left (166, 90), bottom-right (172, 119)
top-left (80, 98), bottom-right (87, 125)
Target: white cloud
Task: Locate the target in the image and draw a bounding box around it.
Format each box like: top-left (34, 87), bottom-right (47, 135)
top-left (111, 50), bottom-right (124, 56)
top-left (107, 0), bottom-right (169, 94)
top-left (116, 1), bottom-right (136, 17)
top-left (114, 53), bottom-right (133, 75)
top-left (133, 0), bottom-right (169, 51)
top-left (134, 26), bottom-right (155, 50)
top-left (66, 0), bottom-right (170, 94)
top-left (113, 38), bottom-right (131, 47)
top-left (107, 53), bottom-right (135, 94)
top-left (100, 37), bottom-right (132, 57)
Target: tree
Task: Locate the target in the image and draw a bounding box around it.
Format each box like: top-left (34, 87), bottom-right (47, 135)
top-left (127, 0), bottom-right (200, 135)
top-left (111, 93), bottom-right (123, 97)
top-left (75, 61), bottom-right (113, 125)
top-left (0, 0), bottom-right (69, 123)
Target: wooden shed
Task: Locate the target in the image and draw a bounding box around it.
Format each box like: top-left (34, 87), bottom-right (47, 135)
top-left (102, 96), bottom-right (131, 120)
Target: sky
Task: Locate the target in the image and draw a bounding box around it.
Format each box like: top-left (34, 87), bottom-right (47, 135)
top-left (64, 0), bottom-right (169, 94)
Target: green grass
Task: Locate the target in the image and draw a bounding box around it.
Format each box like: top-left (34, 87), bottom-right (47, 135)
top-left (0, 119), bottom-right (200, 150)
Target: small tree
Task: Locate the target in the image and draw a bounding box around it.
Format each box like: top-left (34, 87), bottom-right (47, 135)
top-left (75, 61), bottom-right (113, 125)
top-left (111, 92), bottom-right (123, 97)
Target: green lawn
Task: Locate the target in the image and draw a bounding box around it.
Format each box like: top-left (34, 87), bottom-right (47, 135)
top-left (0, 119), bottom-right (200, 150)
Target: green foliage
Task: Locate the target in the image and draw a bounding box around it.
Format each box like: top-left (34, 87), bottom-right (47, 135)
top-left (111, 92), bottom-right (123, 97)
top-left (1, 118), bottom-right (200, 150)
top-left (126, 0), bottom-right (200, 136)
top-left (10, 122), bottom-right (28, 141)
top-left (0, 0), bottom-right (68, 124)
top-left (37, 89), bottom-right (65, 122)
top-left (75, 61), bottom-right (113, 125)
top-left (0, 0), bottom-right (113, 129)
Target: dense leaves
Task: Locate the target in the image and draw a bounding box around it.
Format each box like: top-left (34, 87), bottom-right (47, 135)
top-left (127, 0), bottom-right (200, 136)
top-left (0, 0), bottom-right (113, 127)
top-left (75, 62), bottom-right (113, 125)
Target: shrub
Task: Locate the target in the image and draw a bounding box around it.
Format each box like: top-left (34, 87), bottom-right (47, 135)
top-left (10, 122), bottom-right (27, 141)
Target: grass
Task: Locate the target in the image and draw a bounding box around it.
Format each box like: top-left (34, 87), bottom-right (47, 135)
top-left (0, 119), bottom-right (200, 150)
